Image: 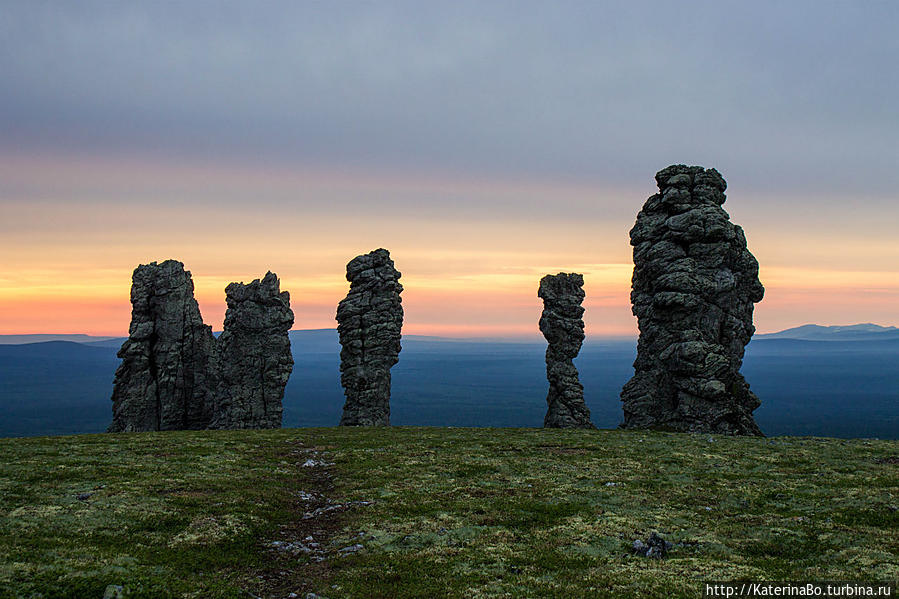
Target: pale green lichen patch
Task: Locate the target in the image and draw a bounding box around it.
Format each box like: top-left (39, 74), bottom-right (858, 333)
top-left (169, 514), bottom-right (255, 547)
top-left (317, 427), bottom-right (899, 598)
top-left (2, 427), bottom-right (898, 598)
top-left (0, 429), bottom-right (307, 598)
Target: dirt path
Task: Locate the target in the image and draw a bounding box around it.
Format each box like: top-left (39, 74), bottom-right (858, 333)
top-left (252, 439), bottom-right (360, 599)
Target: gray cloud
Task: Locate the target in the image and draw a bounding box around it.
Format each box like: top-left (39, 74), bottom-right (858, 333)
top-left (1, 0), bottom-right (897, 193)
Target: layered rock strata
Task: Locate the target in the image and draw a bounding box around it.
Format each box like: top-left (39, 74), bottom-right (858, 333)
top-left (336, 249), bottom-right (403, 426)
top-left (108, 260), bottom-right (217, 432)
top-left (620, 165), bottom-right (765, 435)
top-left (212, 272), bottom-right (294, 429)
top-left (539, 273), bottom-right (594, 429)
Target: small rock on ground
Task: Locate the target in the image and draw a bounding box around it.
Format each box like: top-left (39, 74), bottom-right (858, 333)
top-left (632, 532), bottom-right (673, 559)
top-left (103, 585), bottom-right (124, 599)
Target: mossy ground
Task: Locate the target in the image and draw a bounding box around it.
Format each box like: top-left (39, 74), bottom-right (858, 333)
top-left (1, 427), bottom-right (897, 598)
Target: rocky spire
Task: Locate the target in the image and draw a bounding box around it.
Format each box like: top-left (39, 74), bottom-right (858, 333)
top-left (108, 260), bottom-right (217, 432)
top-left (336, 248), bottom-right (403, 426)
top-left (212, 272), bottom-right (294, 429)
top-left (539, 273), bottom-right (594, 429)
top-left (620, 165), bottom-right (765, 435)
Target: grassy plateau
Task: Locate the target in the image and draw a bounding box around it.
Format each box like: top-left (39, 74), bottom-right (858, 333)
top-left (1, 427), bottom-right (897, 598)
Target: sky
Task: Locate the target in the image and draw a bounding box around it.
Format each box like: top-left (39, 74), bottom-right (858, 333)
top-left (1, 1), bottom-right (897, 337)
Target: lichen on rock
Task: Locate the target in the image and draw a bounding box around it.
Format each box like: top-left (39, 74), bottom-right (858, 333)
top-left (620, 165), bottom-right (765, 435)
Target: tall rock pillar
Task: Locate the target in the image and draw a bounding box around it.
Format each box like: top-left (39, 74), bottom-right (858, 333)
top-left (212, 272), bottom-right (294, 429)
top-left (108, 260), bottom-right (217, 432)
top-left (336, 248), bottom-right (403, 426)
top-left (620, 165), bottom-right (765, 435)
top-left (539, 273), bottom-right (594, 429)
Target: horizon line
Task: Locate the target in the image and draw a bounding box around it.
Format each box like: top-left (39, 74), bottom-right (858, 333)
top-left (1, 322), bottom-right (897, 342)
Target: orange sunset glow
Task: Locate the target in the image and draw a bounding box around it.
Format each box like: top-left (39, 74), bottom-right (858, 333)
top-left (2, 152), bottom-right (896, 338)
top-left (2, 2), bottom-right (898, 339)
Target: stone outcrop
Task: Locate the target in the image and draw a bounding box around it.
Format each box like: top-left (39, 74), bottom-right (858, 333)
top-left (212, 272), bottom-right (294, 429)
top-left (538, 273), bottom-right (594, 429)
top-left (336, 249), bottom-right (403, 426)
top-left (620, 165), bottom-right (765, 435)
top-left (108, 260), bottom-right (217, 432)
top-left (109, 262), bottom-right (294, 432)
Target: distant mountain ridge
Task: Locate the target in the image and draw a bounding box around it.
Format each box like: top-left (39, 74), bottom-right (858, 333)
top-left (2, 323), bottom-right (898, 346)
top-left (0, 334), bottom-right (120, 345)
top-left (1, 324), bottom-right (899, 439)
top-left (755, 323), bottom-right (899, 341)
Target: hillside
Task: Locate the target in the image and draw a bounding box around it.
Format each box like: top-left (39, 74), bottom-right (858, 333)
top-left (756, 324), bottom-right (899, 342)
top-left (1, 428), bottom-right (898, 598)
top-left (3, 330), bottom-right (899, 439)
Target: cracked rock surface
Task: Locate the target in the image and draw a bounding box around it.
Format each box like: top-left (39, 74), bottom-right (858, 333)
top-left (336, 249), bottom-right (403, 426)
top-left (108, 260), bottom-right (218, 432)
top-left (212, 272), bottom-right (294, 429)
top-left (620, 165), bottom-right (765, 436)
top-left (109, 263), bottom-right (293, 431)
top-left (539, 273), bottom-right (594, 429)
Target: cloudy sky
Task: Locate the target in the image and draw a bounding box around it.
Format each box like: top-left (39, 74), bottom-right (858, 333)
top-left (1, 1), bottom-right (897, 336)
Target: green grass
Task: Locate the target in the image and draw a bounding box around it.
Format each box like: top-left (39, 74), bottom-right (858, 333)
top-left (1, 427), bottom-right (898, 598)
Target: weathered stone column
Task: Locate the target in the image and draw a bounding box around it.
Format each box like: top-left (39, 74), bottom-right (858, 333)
top-left (539, 273), bottom-right (594, 429)
top-left (212, 272), bottom-right (294, 429)
top-left (336, 248), bottom-right (403, 426)
top-left (620, 165), bottom-right (765, 435)
top-left (108, 260), bottom-right (217, 432)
